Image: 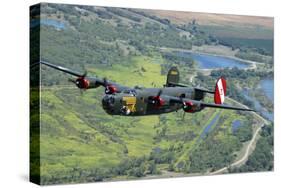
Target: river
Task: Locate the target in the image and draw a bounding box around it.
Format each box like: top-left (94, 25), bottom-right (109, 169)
top-left (242, 79), bottom-right (274, 122)
top-left (260, 79), bottom-right (274, 101)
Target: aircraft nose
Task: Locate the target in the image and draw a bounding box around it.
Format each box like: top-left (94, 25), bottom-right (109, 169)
top-left (102, 95), bottom-right (115, 112)
top-left (102, 95), bottom-right (110, 107)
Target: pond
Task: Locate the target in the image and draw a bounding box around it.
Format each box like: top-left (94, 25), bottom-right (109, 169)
top-left (30, 19), bottom-right (65, 30)
top-left (232, 120), bottom-right (243, 133)
top-left (174, 51), bottom-right (250, 69)
top-left (200, 113), bottom-right (220, 139)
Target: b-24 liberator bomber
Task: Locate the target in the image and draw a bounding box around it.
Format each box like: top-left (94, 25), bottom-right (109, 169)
top-left (40, 61), bottom-right (254, 116)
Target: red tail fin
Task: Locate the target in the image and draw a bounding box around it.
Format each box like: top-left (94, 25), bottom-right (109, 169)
top-left (214, 77), bottom-right (226, 104)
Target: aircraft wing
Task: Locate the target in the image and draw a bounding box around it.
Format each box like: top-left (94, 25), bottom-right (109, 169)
top-left (41, 61), bottom-right (84, 77)
top-left (40, 61), bottom-right (130, 93)
top-left (169, 96), bottom-right (254, 112)
top-left (199, 101), bottom-right (255, 111)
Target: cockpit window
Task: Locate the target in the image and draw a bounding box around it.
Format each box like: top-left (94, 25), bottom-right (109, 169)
top-left (108, 96), bottom-right (115, 104)
top-left (122, 89), bottom-right (137, 96)
top-left (102, 95), bottom-right (115, 107)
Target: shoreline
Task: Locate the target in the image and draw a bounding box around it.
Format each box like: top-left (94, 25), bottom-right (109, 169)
top-left (159, 47), bottom-right (263, 70)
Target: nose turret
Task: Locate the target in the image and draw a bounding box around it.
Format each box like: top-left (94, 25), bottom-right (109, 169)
top-left (102, 95), bottom-right (115, 114)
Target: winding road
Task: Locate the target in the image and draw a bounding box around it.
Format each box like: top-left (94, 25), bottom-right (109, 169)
top-left (209, 97), bottom-right (269, 175)
top-left (210, 125), bottom-right (262, 175)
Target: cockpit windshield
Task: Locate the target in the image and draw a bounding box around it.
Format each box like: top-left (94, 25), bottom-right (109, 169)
top-left (122, 89), bottom-right (137, 96)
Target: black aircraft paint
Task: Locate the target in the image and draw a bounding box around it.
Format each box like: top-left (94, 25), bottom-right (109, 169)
top-left (40, 61), bottom-right (254, 116)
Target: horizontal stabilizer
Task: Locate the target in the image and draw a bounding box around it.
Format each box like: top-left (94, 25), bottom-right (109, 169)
top-left (167, 81), bottom-right (214, 94)
top-left (195, 87), bottom-right (215, 94)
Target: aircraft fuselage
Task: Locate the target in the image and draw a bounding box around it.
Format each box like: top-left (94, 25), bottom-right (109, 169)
top-left (102, 87), bottom-right (200, 116)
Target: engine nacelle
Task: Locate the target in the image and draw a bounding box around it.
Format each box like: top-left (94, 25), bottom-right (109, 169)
top-left (76, 77), bottom-right (90, 89)
top-left (105, 85), bottom-right (118, 94)
top-left (75, 77), bottom-right (102, 89)
top-left (183, 101), bottom-right (203, 113)
top-left (148, 96), bottom-right (165, 109)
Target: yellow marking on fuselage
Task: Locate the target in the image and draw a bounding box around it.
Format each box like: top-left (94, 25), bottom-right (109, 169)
top-left (170, 71), bottom-right (178, 75)
top-left (122, 96), bottom-right (137, 112)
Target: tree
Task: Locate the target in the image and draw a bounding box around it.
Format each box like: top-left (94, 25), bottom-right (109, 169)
top-left (148, 161), bottom-right (157, 174)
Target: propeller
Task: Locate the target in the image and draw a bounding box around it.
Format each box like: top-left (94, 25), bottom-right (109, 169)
top-left (103, 77), bottom-right (108, 86)
top-left (104, 77), bottom-right (117, 94)
top-left (157, 89), bottom-right (162, 97)
top-left (150, 89), bottom-right (165, 108)
top-left (182, 111), bottom-right (186, 120)
top-left (177, 95), bottom-right (186, 120)
top-left (68, 71), bottom-right (89, 94)
top-left (68, 78), bottom-right (76, 84)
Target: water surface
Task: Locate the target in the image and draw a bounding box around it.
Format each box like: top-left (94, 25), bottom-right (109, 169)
top-left (260, 79), bottom-right (274, 101)
top-left (242, 79), bottom-right (274, 122)
top-left (30, 18), bottom-right (65, 30)
top-left (232, 120), bottom-right (243, 133)
top-left (175, 51), bottom-right (250, 69)
top-left (200, 113), bottom-right (220, 139)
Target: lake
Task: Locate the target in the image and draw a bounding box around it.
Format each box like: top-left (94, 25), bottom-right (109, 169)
top-left (174, 51), bottom-right (250, 69)
top-left (174, 51), bottom-right (273, 122)
top-left (30, 19), bottom-right (65, 30)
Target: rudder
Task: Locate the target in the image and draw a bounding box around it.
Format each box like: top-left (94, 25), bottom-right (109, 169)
top-left (166, 66), bottom-right (180, 87)
top-left (214, 77), bottom-right (226, 104)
